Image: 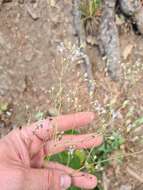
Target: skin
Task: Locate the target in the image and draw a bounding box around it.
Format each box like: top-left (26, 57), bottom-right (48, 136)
top-left (0, 112), bottom-right (103, 190)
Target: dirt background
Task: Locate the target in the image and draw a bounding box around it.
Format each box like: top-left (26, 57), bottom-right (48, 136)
top-left (0, 0), bottom-right (143, 189)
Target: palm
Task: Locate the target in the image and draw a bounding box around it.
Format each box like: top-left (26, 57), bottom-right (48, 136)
top-left (0, 112), bottom-right (102, 190)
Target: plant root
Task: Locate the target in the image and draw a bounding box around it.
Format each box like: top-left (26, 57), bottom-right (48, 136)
top-left (72, 0), bottom-right (95, 96)
top-left (99, 0), bottom-right (121, 81)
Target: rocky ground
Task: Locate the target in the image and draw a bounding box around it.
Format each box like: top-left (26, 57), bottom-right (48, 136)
top-left (0, 0), bottom-right (143, 189)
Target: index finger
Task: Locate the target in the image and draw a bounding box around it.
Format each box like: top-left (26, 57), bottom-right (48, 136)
top-left (23, 112), bottom-right (95, 141)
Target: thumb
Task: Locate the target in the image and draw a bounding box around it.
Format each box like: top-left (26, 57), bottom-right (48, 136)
top-left (24, 168), bottom-right (71, 190)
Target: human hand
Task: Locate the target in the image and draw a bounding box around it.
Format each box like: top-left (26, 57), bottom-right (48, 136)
top-left (0, 112), bottom-right (103, 190)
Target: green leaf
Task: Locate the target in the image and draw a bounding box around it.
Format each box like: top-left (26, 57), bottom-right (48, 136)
top-left (60, 151), bottom-right (69, 164)
top-left (47, 151), bottom-right (69, 165)
top-left (85, 161), bottom-right (95, 173)
top-left (69, 155), bottom-right (81, 169)
top-left (68, 186), bottom-right (81, 190)
top-left (0, 102), bottom-right (8, 114)
top-left (46, 129), bottom-right (125, 190)
top-left (65, 129), bottom-right (80, 135)
top-left (47, 150), bottom-right (81, 169)
top-left (94, 186), bottom-right (103, 190)
top-left (75, 149), bottom-right (86, 164)
top-left (80, 0), bottom-right (102, 19)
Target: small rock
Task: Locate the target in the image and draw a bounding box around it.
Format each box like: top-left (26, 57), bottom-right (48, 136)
top-left (120, 184), bottom-right (132, 190)
top-left (24, 45), bottom-right (35, 62)
top-left (49, 0), bottom-right (56, 7)
top-left (25, 4), bottom-right (40, 20)
top-left (86, 35), bottom-right (97, 46)
top-left (119, 0), bottom-right (141, 16)
top-left (0, 32), bottom-right (12, 50)
top-left (115, 14), bottom-right (125, 26)
top-left (123, 44), bottom-right (133, 60)
top-left (6, 111), bottom-right (12, 117)
top-left (47, 107), bottom-right (59, 117)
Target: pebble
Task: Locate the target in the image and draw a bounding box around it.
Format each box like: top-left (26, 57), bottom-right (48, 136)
top-left (119, 0), bottom-right (141, 16)
top-left (0, 32), bottom-right (11, 50)
top-left (120, 184), bottom-right (132, 190)
top-left (47, 107), bottom-right (59, 117)
top-left (24, 46), bottom-right (35, 62)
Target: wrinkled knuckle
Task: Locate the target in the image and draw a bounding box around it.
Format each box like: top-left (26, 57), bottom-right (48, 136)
top-left (39, 169), bottom-right (54, 190)
top-left (48, 170), bottom-right (54, 188)
top-left (47, 170), bottom-right (60, 190)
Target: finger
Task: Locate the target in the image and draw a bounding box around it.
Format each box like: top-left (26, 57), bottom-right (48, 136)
top-left (30, 133), bottom-right (103, 168)
top-left (20, 112), bottom-right (95, 155)
top-left (45, 133), bottom-right (103, 155)
top-left (49, 112), bottom-right (95, 132)
top-left (44, 162), bottom-right (97, 189)
top-left (24, 168), bottom-right (71, 190)
top-left (25, 112), bottom-right (95, 140)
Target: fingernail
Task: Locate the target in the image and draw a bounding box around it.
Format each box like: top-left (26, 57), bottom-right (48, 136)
top-left (60, 175), bottom-right (71, 189)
